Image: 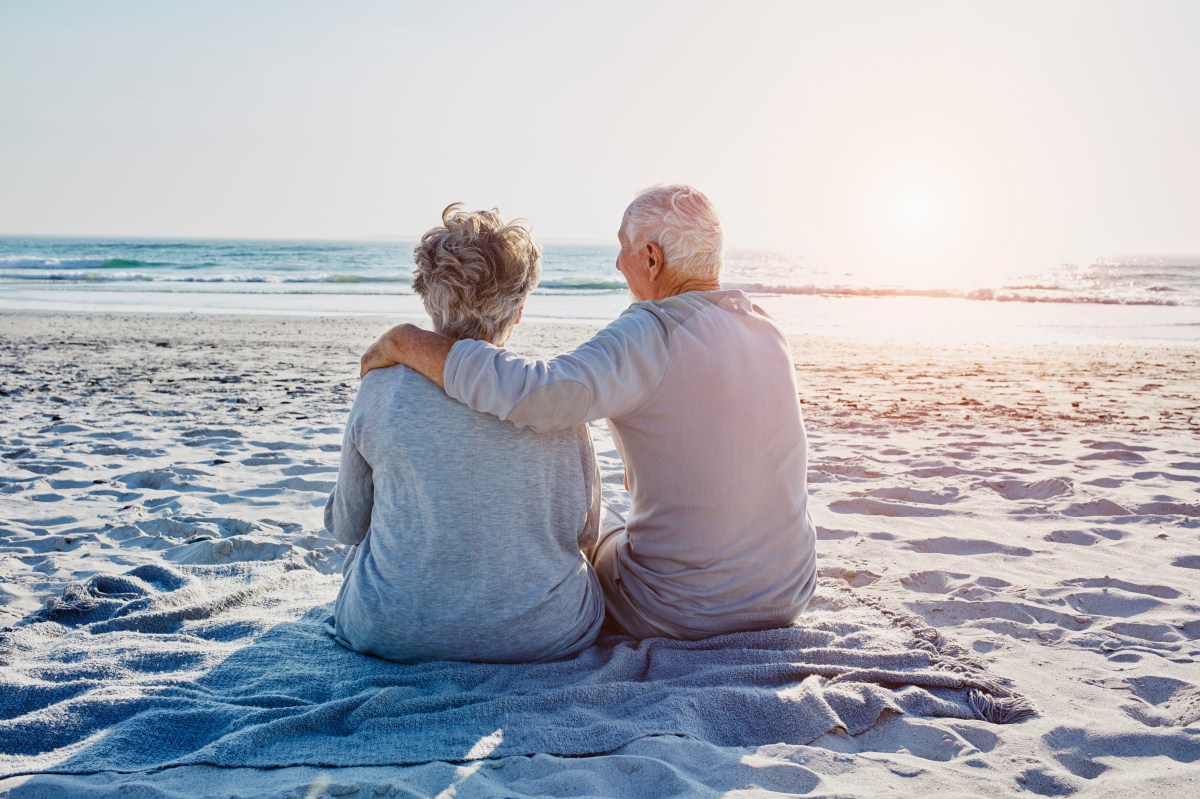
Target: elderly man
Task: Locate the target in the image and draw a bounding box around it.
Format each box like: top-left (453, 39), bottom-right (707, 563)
top-left (361, 185), bottom-right (816, 640)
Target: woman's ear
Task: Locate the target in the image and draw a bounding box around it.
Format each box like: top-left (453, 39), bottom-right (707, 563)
top-left (515, 302), bottom-right (525, 325)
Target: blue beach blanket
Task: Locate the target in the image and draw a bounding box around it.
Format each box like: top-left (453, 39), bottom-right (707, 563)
top-left (0, 563), bottom-right (1034, 778)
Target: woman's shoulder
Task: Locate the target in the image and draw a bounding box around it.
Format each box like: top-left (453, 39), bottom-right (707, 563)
top-left (352, 365), bottom-right (457, 424)
top-left (357, 364), bottom-right (444, 397)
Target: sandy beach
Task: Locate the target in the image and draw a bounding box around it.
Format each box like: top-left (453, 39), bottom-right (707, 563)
top-left (1, 310), bottom-right (1198, 797)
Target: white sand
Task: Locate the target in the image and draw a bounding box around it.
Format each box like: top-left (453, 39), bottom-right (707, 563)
top-left (1, 311), bottom-right (1197, 797)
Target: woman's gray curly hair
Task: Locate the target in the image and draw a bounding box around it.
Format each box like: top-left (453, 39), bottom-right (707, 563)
top-left (412, 204), bottom-right (541, 343)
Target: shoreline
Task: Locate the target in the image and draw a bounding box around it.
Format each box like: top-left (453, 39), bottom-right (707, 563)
top-left (3, 309), bottom-right (1197, 435)
top-left (4, 288), bottom-right (1200, 346)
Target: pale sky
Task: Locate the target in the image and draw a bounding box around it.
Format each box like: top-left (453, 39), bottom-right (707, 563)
top-left (2, 0), bottom-right (1198, 281)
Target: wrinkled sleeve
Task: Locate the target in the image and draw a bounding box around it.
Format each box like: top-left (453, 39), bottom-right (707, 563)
top-left (444, 308), bottom-right (670, 433)
top-left (324, 416), bottom-right (373, 546)
top-left (577, 425), bottom-right (601, 559)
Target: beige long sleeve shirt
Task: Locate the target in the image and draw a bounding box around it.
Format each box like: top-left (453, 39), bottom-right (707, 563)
top-left (445, 289), bottom-right (816, 637)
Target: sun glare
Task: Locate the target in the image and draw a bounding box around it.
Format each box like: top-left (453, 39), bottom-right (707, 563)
top-left (859, 163), bottom-right (970, 288)
top-left (899, 193), bottom-right (935, 231)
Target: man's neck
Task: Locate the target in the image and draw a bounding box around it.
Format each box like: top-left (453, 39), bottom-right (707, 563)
top-left (652, 275), bottom-right (722, 301)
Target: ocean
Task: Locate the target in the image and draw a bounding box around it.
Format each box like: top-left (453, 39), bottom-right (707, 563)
top-left (2, 237), bottom-right (1198, 344)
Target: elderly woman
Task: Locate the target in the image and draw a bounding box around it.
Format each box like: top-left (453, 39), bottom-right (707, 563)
top-left (324, 204), bottom-right (604, 663)
top-left (360, 186), bottom-right (817, 642)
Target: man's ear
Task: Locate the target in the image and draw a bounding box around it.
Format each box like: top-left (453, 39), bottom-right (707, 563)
top-left (645, 242), bottom-right (665, 279)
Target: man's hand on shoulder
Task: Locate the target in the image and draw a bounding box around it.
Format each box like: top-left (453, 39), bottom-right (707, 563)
top-left (360, 323), bottom-right (456, 390)
top-left (360, 323), bottom-right (420, 378)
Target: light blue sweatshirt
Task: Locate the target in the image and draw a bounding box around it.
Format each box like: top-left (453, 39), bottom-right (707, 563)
top-left (325, 365), bottom-right (603, 663)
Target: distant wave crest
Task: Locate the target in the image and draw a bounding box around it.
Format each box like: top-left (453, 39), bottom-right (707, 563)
top-left (0, 270), bottom-right (415, 286)
top-left (0, 256), bottom-right (160, 270)
top-left (539, 278), bottom-right (627, 291)
top-left (0, 260), bottom-right (1192, 307)
top-left (723, 282), bottom-right (1183, 307)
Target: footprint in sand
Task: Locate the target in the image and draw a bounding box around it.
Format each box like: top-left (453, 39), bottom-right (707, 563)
top-left (1103, 621), bottom-right (1184, 644)
top-left (6, 513), bottom-right (83, 531)
top-left (280, 463), bottom-right (338, 476)
top-left (815, 527), bottom-right (858, 540)
top-left (905, 465), bottom-right (993, 479)
top-left (120, 466), bottom-right (215, 492)
top-left (904, 537), bottom-right (1034, 557)
top-left (1080, 450), bottom-right (1148, 463)
top-left (1043, 527), bottom-right (1126, 546)
top-left (811, 715), bottom-right (981, 763)
top-left (899, 570), bottom-right (973, 594)
top-left (47, 478), bottom-right (101, 490)
top-left (1134, 469), bottom-right (1200, 483)
top-left (1058, 576), bottom-right (1181, 599)
top-left (181, 428), bottom-right (245, 448)
top-left (105, 517), bottom-right (203, 543)
top-left (182, 427), bottom-right (243, 439)
top-left (230, 477), bottom-right (334, 502)
top-left (829, 498), bottom-right (955, 517)
top-left (2, 446), bottom-right (36, 460)
top-left (1021, 579), bottom-right (1176, 626)
top-left (84, 426), bottom-right (159, 442)
top-left (1082, 477), bottom-right (1124, 488)
top-left (1084, 440), bottom-right (1155, 452)
top-left (1061, 589), bottom-right (1165, 618)
top-left (817, 566), bottom-right (881, 587)
top-left (105, 515), bottom-right (269, 543)
top-left (16, 531), bottom-right (93, 554)
top-left (247, 439), bottom-right (307, 451)
top-left (1042, 725), bottom-right (1199, 781)
top-left (862, 486), bottom-right (962, 505)
top-left (907, 597), bottom-right (1088, 632)
top-left (981, 478), bottom-right (1072, 501)
top-left (1121, 676), bottom-right (1200, 728)
top-left (1135, 501), bottom-right (1200, 517)
top-left (267, 476), bottom-right (336, 493)
top-left (15, 463), bottom-right (71, 475)
top-left (1061, 499), bottom-right (1134, 517)
top-left (90, 444), bottom-right (164, 457)
top-left (810, 460), bottom-right (885, 480)
top-left (38, 422), bottom-right (91, 434)
top-left (242, 453), bottom-right (288, 466)
top-left (1016, 766), bottom-right (1080, 794)
top-left (1126, 676), bottom-right (1195, 705)
top-left (165, 536), bottom-right (294, 565)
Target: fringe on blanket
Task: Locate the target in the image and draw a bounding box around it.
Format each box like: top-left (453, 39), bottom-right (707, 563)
top-left (967, 688), bottom-right (1039, 724)
top-left (820, 579), bottom-right (1038, 723)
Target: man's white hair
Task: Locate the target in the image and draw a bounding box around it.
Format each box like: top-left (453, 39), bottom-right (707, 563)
top-left (622, 184), bottom-right (723, 280)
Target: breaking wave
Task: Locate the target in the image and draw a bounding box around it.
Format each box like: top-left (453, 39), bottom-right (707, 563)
top-left (0, 268), bottom-right (1185, 305)
top-left (0, 256), bottom-right (165, 270)
top-left (722, 282), bottom-right (1183, 306)
top-left (2, 241), bottom-right (1196, 307)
